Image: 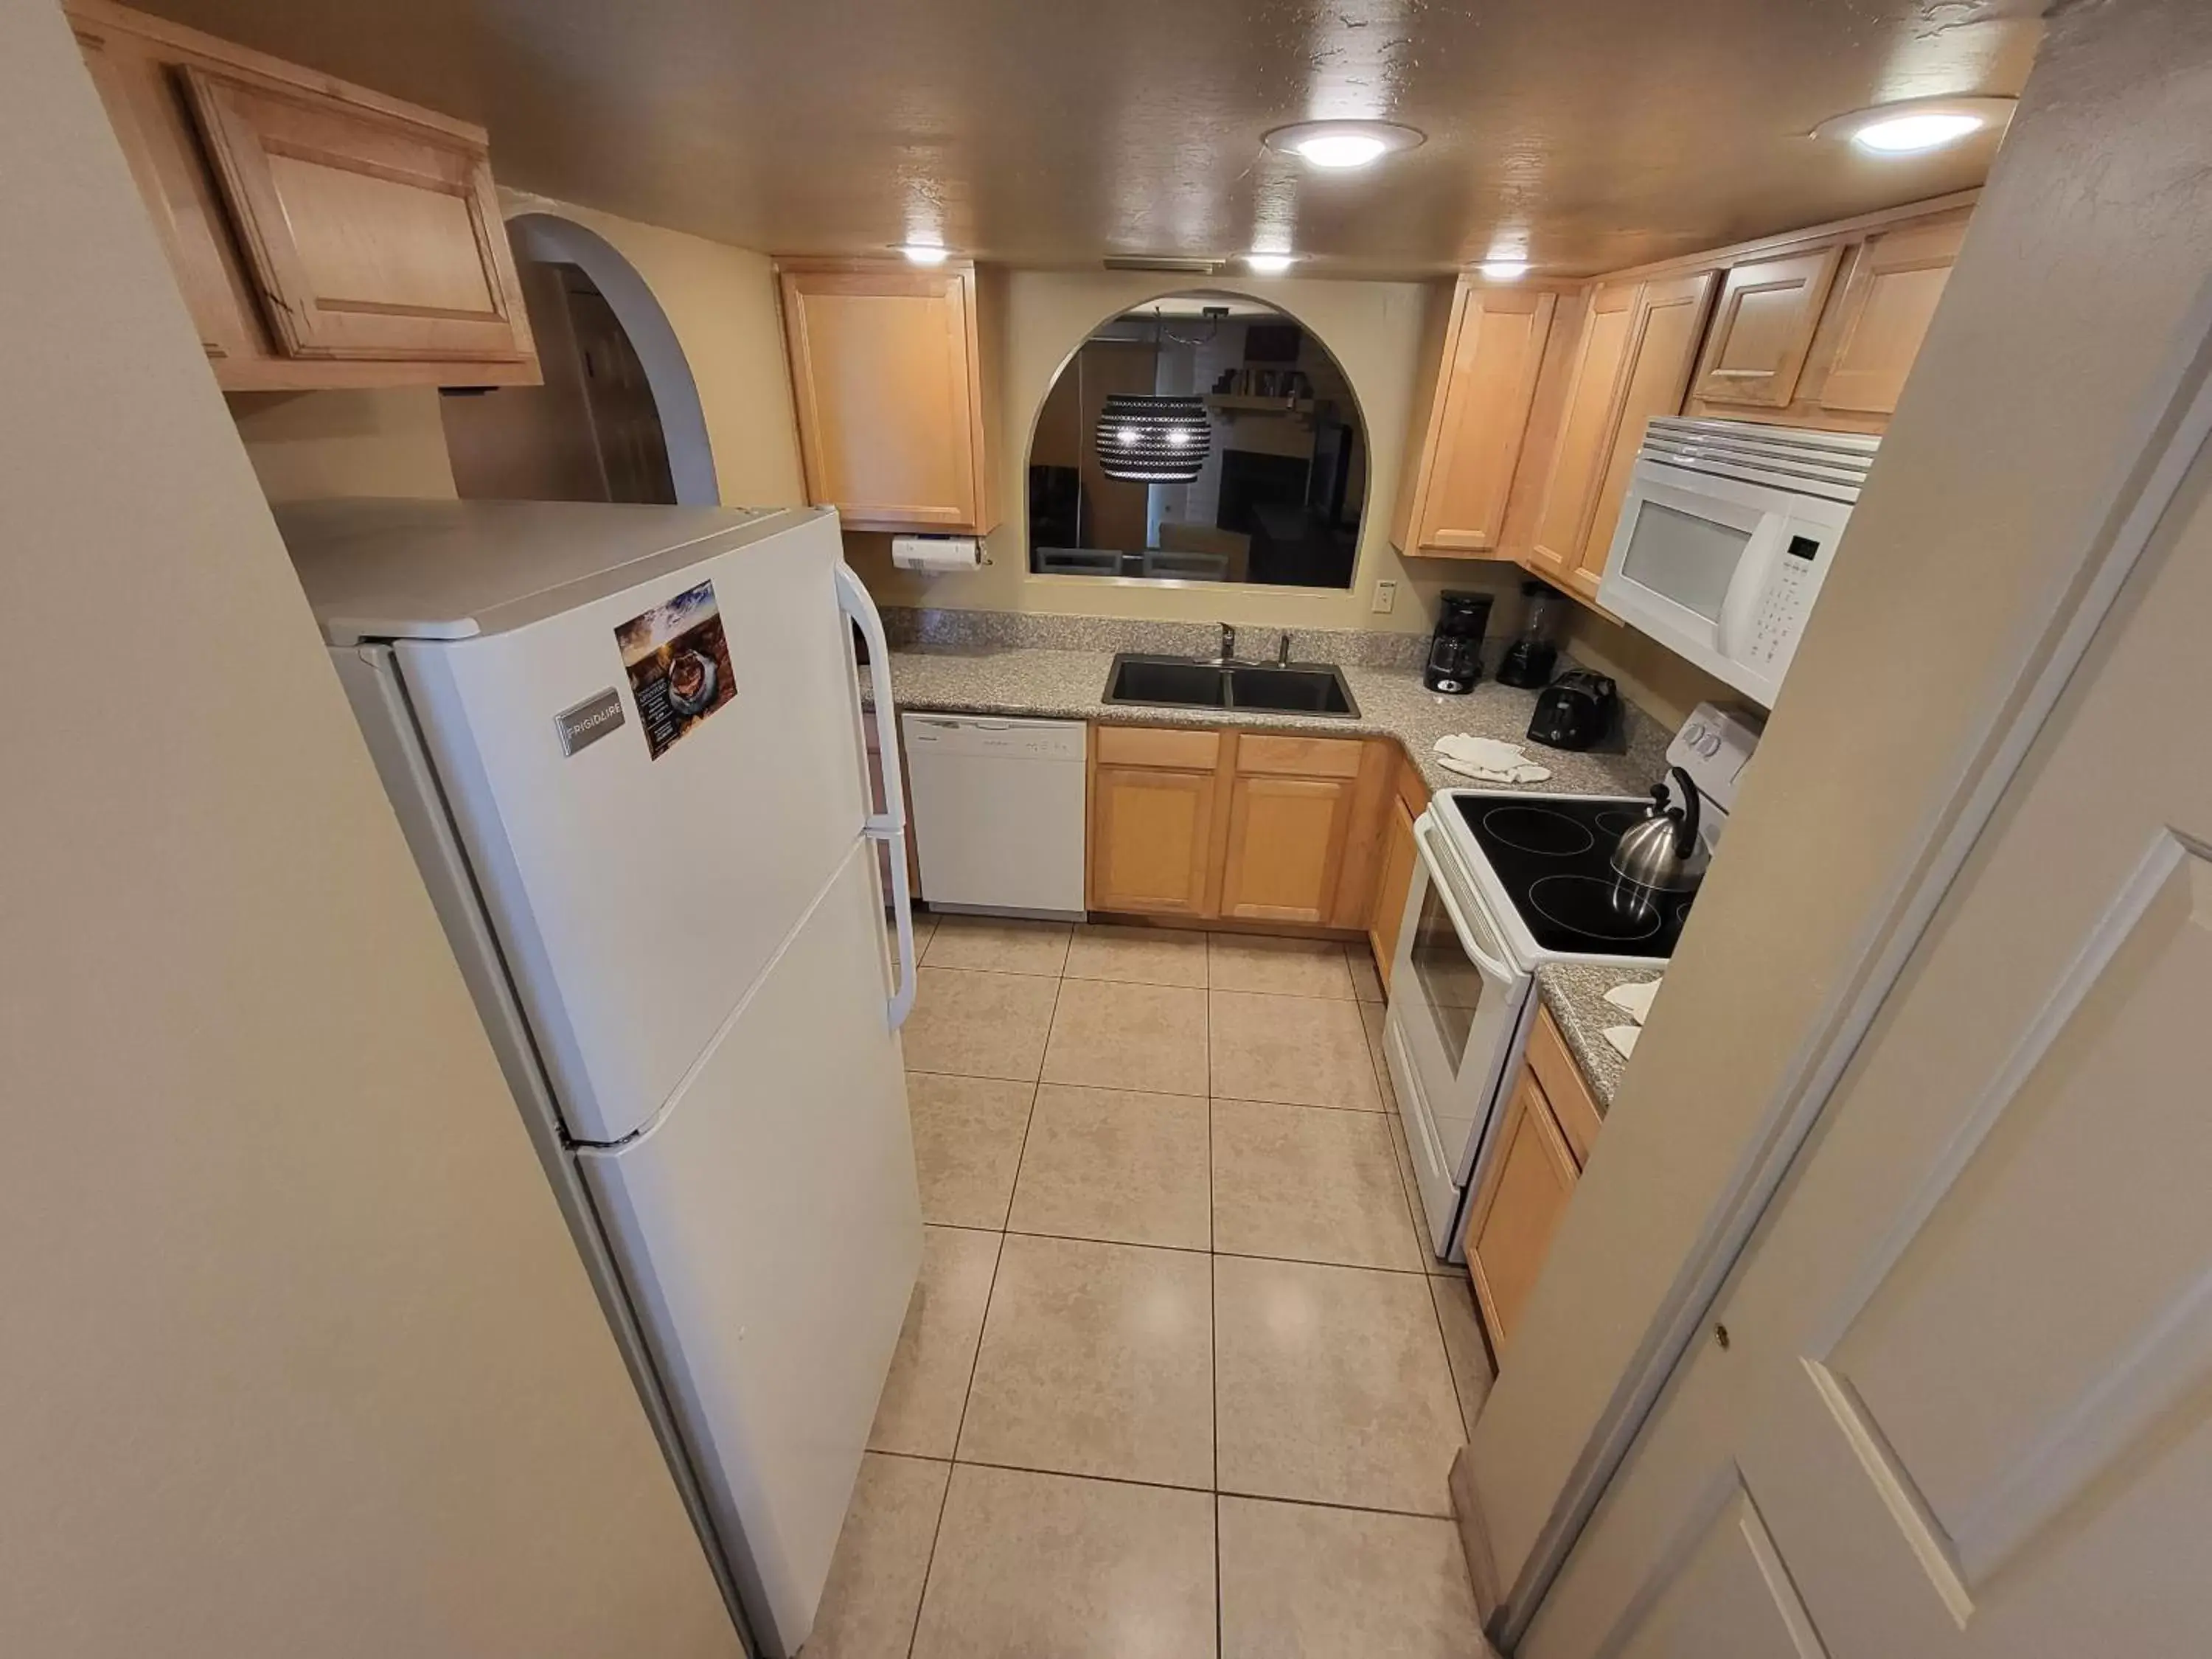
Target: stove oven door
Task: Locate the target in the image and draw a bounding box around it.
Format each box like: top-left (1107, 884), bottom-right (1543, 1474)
top-left (1386, 810), bottom-right (1535, 1259)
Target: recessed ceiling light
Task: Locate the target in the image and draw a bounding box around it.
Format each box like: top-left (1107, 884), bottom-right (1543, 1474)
top-left (1263, 119), bottom-right (1425, 171)
top-left (896, 242), bottom-right (950, 265)
top-left (1814, 96), bottom-right (2015, 156)
top-left (1244, 251), bottom-right (1296, 275)
top-left (1478, 260), bottom-right (1530, 282)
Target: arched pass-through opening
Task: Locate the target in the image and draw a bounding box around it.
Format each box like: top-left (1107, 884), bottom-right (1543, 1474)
top-left (504, 212), bottom-right (719, 506)
top-left (1025, 287), bottom-right (1371, 589)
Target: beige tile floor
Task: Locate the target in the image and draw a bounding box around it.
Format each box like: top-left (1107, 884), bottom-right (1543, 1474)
top-left (805, 914), bottom-right (1498, 1657)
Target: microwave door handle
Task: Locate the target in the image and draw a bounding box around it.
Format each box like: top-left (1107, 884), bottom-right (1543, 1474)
top-left (835, 562), bottom-right (917, 1031)
top-left (1717, 515), bottom-right (1787, 661)
top-left (1413, 818), bottom-right (1517, 982)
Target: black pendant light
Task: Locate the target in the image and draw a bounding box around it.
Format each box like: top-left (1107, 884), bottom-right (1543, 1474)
top-left (1095, 393), bottom-right (1211, 482)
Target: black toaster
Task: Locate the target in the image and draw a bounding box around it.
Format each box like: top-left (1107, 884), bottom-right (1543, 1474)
top-left (1526, 669), bottom-right (1619, 751)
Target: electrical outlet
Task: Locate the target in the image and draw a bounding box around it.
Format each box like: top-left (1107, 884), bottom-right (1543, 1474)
top-left (1371, 580), bottom-right (1397, 614)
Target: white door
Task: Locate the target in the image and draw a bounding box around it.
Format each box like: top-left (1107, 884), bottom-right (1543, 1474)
top-left (398, 515), bottom-right (868, 1142)
top-left (580, 839), bottom-right (922, 1658)
top-left (1522, 434), bottom-right (2212, 1654)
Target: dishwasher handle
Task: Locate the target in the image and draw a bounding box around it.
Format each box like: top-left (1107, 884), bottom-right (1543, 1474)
top-left (835, 562), bottom-right (916, 1032)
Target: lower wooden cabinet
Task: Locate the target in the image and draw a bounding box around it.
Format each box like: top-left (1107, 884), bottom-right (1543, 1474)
top-left (1366, 755), bottom-right (1431, 990)
top-left (1463, 1004), bottom-right (1605, 1355)
top-left (1086, 723), bottom-right (1389, 926)
top-left (1090, 764), bottom-right (1220, 915)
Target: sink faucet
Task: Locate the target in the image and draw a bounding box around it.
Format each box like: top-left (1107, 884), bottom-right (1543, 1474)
top-left (1277, 630), bottom-right (1293, 667)
top-left (1216, 622), bottom-right (1237, 664)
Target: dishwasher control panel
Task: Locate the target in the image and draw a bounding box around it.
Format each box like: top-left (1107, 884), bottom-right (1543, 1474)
top-left (903, 716), bottom-right (1088, 763)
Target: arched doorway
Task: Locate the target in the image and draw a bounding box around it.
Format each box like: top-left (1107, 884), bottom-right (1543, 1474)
top-left (438, 213), bottom-right (718, 507)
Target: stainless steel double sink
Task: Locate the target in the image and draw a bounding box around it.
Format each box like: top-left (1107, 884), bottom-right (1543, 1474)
top-left (1102, 653), bottom-right (1361, 720)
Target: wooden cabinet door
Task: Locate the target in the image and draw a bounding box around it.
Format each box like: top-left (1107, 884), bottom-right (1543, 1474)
top-left (1807, 212), bottom-right (1969, 417)
top-left (1527, 280), bottom-right (1638, 580)
top-left (1689, 244), bottom-right (1845, 409)
top-left (181, 66), bottom-right (531, 364)
top-left (779, 262), bottom-right (990, 534)
top-left (1217, 773), bottom-right (1357, 925)
top-left (1090, 765), bottom-right (1219, 916)
top-left (1568, 268), bottom-right (1718, 600)
top-left (1400, 285), bottom-right (1558, 556)
top-left (1367, 795), bottom-right (1420, 992)
top-left (1464, 1065), bottom-right (1580, 1354)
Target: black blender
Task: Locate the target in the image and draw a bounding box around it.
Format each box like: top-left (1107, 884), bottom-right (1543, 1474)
top-left (1496, 578), bottom-right (1567, 689)
top-left (1422, 591), bottom-right (1493, 694)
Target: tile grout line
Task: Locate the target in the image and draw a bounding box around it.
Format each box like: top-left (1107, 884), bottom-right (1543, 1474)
top-left (934, 1449), bottom-right (1461, 1524)
top-left (898, 967), bottom-right (1056, 1659)
top-left (1206, 972), bottom-right (1224, 1657)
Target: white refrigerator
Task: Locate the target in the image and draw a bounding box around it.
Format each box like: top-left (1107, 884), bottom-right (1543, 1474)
top-left (280, 499), bottom-right (922, 1659)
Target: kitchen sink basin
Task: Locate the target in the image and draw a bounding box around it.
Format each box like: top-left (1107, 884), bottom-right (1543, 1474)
top-left (1102, 653), bottom-right (1361, 720)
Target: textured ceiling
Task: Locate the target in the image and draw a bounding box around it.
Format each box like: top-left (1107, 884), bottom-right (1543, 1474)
top-left (135, 0), bottom-right (2043, 276)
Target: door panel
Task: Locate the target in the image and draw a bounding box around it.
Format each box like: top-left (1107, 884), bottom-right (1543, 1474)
top-left (1811, 217), bottom-right (1969, 417)
top-left (181, 67), bottom-right (529, 361)
top-left (1369, 796), bottom-right (1421, 992)
top-left (1218, 773), bottom-right (1353, 922)
top-left (1413, 285), bottom-right (1559, 554)
top-left (1465, 1068), bottom-right (1579, 1354)
top-left (1529, 282), bottom-right (1637, 577)
top-left (1608, 1480), bottom-right (1830, 1659)
top-left (1524, 421), bottom-right (2212, 1658)
top-left (1091, 765), bottom-right (1217, 914)
top-left (1572, 270), bottom-right (1718, 599)
top-left (1691, 247), bottom-right (1844, 409)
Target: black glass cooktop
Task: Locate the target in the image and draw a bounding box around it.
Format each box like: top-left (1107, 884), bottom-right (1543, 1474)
top-left (1452, 793), bottom-right (1692, 960)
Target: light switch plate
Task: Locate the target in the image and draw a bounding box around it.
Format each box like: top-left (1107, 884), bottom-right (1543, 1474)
top-left (1371, 580), bottom-right (1397, 614)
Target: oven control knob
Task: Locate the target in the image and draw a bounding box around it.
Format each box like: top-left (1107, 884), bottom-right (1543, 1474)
top-left (1683, 721), bottom-right (1705, 748)
top-left (1700, 732), bottom-right (1723, 757)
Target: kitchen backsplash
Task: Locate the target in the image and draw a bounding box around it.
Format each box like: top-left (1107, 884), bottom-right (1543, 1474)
top-left (877, 607), bottom-right (1432, 668)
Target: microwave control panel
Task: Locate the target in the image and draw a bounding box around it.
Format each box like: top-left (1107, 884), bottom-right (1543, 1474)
top-left (1747, 532), bottom-right (1824, 672)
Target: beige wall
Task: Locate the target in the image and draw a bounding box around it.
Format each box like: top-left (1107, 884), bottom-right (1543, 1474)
top-left (842, 268), bottom-right (1526, 637)
top-left (1561, 606), bottom-right (1737, 728)
top-left (501, 187), bottom-right (807, 509)
top-left (1467, 0), bottom-right (2212, 1607)
top-left (228, 386), bottom-right (457, 502)
top-left (1, 6), bottom-right (736, 1654)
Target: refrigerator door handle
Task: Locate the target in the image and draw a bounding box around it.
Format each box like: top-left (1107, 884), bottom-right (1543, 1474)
top-left (834, 562), bottom-right (917, 1030)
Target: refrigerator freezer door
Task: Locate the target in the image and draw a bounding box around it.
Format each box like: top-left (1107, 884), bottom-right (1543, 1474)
top-left (397, 515), bottom-right (869, 1143)
top-left (578, 840), bottom-right (920, 1657)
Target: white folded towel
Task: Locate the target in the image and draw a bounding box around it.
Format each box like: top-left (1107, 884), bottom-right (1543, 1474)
top-left (1602, 1024), bottom-right (1641, 1062)
top-left (1433, 734), bottom-right (1553, 785)
top-left (1604, 978), bottom-right (1660, 1026)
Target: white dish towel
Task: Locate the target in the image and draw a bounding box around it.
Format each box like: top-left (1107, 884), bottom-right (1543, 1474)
top-left (1604, 978), bottom-right (1660, 1025)
top-left (1602, 1025), bottom-right (1641, 1062)
top-left (1433, 734), bottom-right (1553, 785)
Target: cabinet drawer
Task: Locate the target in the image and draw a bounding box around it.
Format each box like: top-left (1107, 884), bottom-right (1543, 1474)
top-left (1094, 725), bottom-right (1220, 770)
top-left (1235, 733), bottom-right (1365, 779)
top-left (1526, 1004), bottom-right (1604, 1168)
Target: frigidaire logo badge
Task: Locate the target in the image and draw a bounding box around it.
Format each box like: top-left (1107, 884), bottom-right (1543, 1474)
top-left (554, 687), bottom-right (627, 757)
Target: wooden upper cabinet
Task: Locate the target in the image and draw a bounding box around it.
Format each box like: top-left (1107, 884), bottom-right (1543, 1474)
top-left (182, 69), bottom-right (529, 364)
top-left (1803, 211), bottom-right (1969, 417)
top-left (1526, 280), bottom-right (1638, 584)
top-left (66, 1), bottom-right (539, 389)
top-left (1688, 244), bottom-right (1845, 409)
top-left (778, 260), bottom-right (998, 535)
top-left (1394, 283), bottom-right (1559, 557)
top-left (1571, 268), bottom-right (1717, 600)
top-left (1526, 270), bottom-right (1715, 600)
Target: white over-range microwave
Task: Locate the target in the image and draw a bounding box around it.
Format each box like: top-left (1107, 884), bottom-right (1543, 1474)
top-left (1595, 417), bottom-right (1879, 709)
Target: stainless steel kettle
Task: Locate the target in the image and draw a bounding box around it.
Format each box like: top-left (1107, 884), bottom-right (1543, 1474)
top-left (1611, 766), bottom-right (1711, 892)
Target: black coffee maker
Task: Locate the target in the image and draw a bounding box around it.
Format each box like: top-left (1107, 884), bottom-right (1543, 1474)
top-left (1423, 591), bottom-right (1493, 694)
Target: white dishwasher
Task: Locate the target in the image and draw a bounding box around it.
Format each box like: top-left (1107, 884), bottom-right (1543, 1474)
top-left (901, 714), bottom-right (1088, 918)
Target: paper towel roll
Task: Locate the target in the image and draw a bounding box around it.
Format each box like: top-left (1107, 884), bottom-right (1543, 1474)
top-left (891, 535), bottom-right (983, 572)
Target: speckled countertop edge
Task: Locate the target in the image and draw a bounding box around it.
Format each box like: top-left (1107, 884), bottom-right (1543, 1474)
top-left (1536, 962), bottom-right (1664, 1113)
top-left (870, 642), bottom-right (1670, 800)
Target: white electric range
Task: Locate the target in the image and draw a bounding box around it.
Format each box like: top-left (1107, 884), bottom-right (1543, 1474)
top-left (1383, 703), bottom-right (1761, 1259)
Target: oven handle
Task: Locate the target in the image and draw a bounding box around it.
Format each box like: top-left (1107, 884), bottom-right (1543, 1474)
top-left (1413, 815), bottom-right (1517, 983)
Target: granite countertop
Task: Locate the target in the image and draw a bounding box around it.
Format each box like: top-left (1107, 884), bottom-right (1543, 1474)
top-left (1535, 962), bottom-right (1663, 1113)
top-left (873, 642), bottom-right (1667, 799)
